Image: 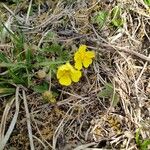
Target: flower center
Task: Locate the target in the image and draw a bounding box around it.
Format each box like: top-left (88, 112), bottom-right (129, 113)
top-left (64, 70), bottom-right (71, 78)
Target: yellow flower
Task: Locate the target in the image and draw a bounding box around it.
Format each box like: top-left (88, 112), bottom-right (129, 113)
top-left (57, 62), bottom-right (82, 86)
top-left (74, 45), bottom-right (95, 70)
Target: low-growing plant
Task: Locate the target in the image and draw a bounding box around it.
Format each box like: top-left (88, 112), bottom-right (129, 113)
top-left (144, 0), bottom-right (150, 6)
top-left (110, 6), bottom-right (124, 27)
top-left (0, 22), bottom-right (96, 103)
top-left (93, 6), bottom-right (124, 29)
top-left (0, 25), bottom-right (69, 98)
top-left (135, 129), bottom-right (150, 150)
top-left (98, 83), bottom-right (119, 107)
top-left (94, 11), bottom-right (108, 28)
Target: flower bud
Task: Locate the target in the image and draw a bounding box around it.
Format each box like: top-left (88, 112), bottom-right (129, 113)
top-left (37, 70), bottom-right (46, 79)
top-left (42, 91), bottom-right (56, 104)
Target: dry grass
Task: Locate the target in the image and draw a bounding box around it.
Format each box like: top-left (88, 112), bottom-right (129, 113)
top-left (0, 0), bottom-right (150, 150)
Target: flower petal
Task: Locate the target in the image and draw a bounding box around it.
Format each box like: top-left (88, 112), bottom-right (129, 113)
top-left (86, 51), bottom-right (95, 58)
top-left (83, 58), bottom-right (92, 68)
top-left (59, 75), bottom-right (71, 86)
top-left (71, 70), bottom-right (82, 82)
top-left (66, 62), bottom-right (73, 69)
top-left (57, 68), bottom-right (64, 79)
top-left (74, 52), bottom-right (80, 62)
top-left (57, 63), bottom-right (73, 79)
top-left (75, 60), bottom-right (82, 70)
top-left (78, 45), bottom-right (87, 53)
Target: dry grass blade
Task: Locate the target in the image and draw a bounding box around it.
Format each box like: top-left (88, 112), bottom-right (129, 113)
top-left (0, 98), bottom-right (15, 141)
top-left (22, 90), bottom-right (35, 150)
top-left (52, 106), bottom-right (74, 150)
top-left (25, 0), bottom-right (33, 24)
top-left (2, 3), bottom-right (24, 23)
top-left (114, 46), bottom-right (150, 62)
top-left (0, 87), bottom-right (20, 150)
top-left (0, 16), bottom-right (13, 43)
top-left (73, 142), bottom-right (96, 150)
top-left (32, 135), bottom-right (47, 149)
top-left (91, 25), bottom-right (150, 62)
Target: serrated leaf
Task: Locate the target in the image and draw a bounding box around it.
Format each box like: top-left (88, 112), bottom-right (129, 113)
top-left (98, 83), bottom-right (114, 98)
top-left (35, 55), bottom-right (46, 63)
top-left (57, 50), bottom-right (70, 61)
top-left (33, 83), bottom-right (49, 93)
top-left (95, 11), bottom-right (108, 28)
top-left (43, 43), bottom-right (62, 53)
top-left (98, 83), bottom-right (119, 107)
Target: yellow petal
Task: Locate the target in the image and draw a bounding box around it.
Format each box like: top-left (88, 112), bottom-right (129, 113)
top-left (75, 60), bottom-right (82, 70)
top-left (83, 58), bottom-right (92, 68)
top-left (71, 70), bottom-right (82, 82)
top-left (74, 51), bottom-right (80, 61)
top-left (74, 45), bottom-right (87, 62)
top-left (59, 75), bottom-right (71, 86)
top-left (66, 62), bottom-right (73, 69)
top-left (86, 51), bottom-right (95, 58)
top-left (57, 68), bottom-right (64, 79)
top-left (79, 45), bottom-right (86, 59)
top-left (78, 45), bottom-right (87, 53)
top-left (57, 63), bottom-right (72, 79)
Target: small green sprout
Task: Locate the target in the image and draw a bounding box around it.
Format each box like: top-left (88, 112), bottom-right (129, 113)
top-left (94, 11), bottom-right (108, 28)
top-left (111, 6), bottom-right (124, 27)
top-left (135, 129), bottom-right (150, 150)
top-left (144, 0), bottom-right (150, 7)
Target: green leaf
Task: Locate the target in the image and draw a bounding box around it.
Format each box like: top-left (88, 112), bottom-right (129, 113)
top-left (141, 140), bottom-right (150, 150)
top-left (111, 19), bottom-right (123, 27)
top-left (135, 129), bottom-right (150, 150)
top-left (41, 42), bottom-right (70, 62)
top-left (0, 62), bottom-right (26, 68)
top-left (25, 48), bottom-right (33, 69)
top-left (43, 43), bottom-right (62, 53)
top-left (98, 83), bottom-right (119, 107)
top-left (35, 55), bottom-right (46, 63)
top-left (46, 31), bottom-right (56, 40)
top-left (34, 60), bottom-right (65, 67)
top-left (0, 87), bottom-right (15, 97)
top-left (13, 34), bottom-right (25, 61)
top-left (144, 0), bottom-right (150, 6)
top-left (98, 83), bottom-right (114, 98)
top-left (0, 52), bottom-right (9, 63)
top-left (8, 68), bottom-right (28, 85)
top-left (57, 50), bottom-right (70, 61)
top-left (135, 129), bottom-right (141, 145)
top-left (33, 83), bottom-right (49, 93)
top-left (50, 43), bottom-right (62, 54)
top-left (111, 6), bottom-right (123, 27)
top-left (95, 11), bottom-right (108, 28)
